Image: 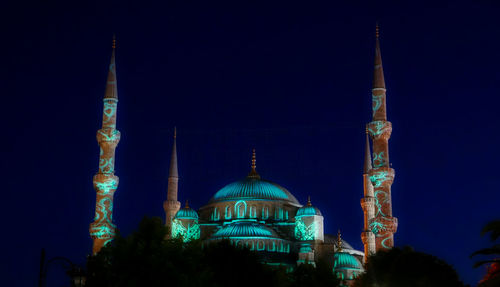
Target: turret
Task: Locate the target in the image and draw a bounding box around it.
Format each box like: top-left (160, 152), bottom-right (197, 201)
top-left (294, 197), bottom-right (324, 242)
top-left (366, 25), bottom-right (398, 251)
top-left (333, 231), bottom-right (363, 284)
top-left (89, 37), bottom-right (121, 254)
top-left (163, 128), bottom-right (181, 237)
top-left (171, 200), bottom-right (200, 242)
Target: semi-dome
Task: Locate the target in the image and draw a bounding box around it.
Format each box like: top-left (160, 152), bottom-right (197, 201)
top-left (333, 231), bottom-right (363, 271)
top-left (175, 202), bottom-right (199, 219)
top-left (211, 176), bottom-right (300, 205)
top-left (333, 252), bottom-right (362, 270)
top-left (296, 197), bottom-right (322, 217)
top-left (211, 221), bottom-right (280, 239)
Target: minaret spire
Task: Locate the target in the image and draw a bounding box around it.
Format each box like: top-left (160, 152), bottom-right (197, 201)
top-left (363, 128), bottom-right (372, 174)
top-left (372, 24), bottom-right (387, 121)
top-left (90, 37), bottom-right (121, 254)
top-left (365, 24), bottom-right (398, 252)
top-left (164, 127), bottom-right (181, 236)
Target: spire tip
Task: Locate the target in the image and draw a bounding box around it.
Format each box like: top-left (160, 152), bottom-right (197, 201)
top-left (375, 23), bottom-right (380, 39)
top-left (112, 34), bottom-right (116, 49)
top-left (251, 149), bottom-right (256, 171)
top-left (337, 229), bottom-right (343, 251)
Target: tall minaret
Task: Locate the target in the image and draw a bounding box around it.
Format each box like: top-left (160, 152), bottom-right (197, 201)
top-left (366, 25), bottom-right (398, 251)
top-left (163, 128), bottom-right (181, 236)
top-left (361, 130), bottom-right (376, 257)
top-left (89, 37), bottom-right (121, 254)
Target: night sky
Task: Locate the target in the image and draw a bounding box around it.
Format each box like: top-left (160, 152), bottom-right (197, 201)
top-left (2, 1), bottom-right (500, 286)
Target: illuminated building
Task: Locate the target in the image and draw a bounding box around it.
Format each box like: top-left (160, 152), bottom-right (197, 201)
top-left (89, 26), bottom-right (396, 284)
top-left (89, 37), bottom-right (120, 254)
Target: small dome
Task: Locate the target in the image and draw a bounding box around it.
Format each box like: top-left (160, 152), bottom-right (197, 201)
top-left (211, 221), bottom-right (280, 239)
top-left (296, 205), bottom-right (322, 217)
top-left (333, 252), bottom-right (362, 270)
top-left (175, 206), bottom-right (199, 219)
top-left (296, 198), bottom-right (322, 217)
top-left (211, 177), bottom-right (300, 205)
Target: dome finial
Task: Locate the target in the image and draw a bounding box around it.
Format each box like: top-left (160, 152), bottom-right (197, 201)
top-left (337, 229), bottom-right (343, 252)
top-left (251, 149), bottom-right (256, 171)
top-left (307, 196), bottom-right (312, 206)
top-left (247, 149), bottom-right (260, 179)
top-left (185, 199), bottom-right (189, 209)
top-left (375, 22), bottom-right (380, 39)
top-left (112, 34), bottom-right (116, 49)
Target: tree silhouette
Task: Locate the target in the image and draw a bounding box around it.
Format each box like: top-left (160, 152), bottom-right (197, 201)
top-left (353, 246), bottom-right (466, 287)
top-left (85, 217), bottom-right (340, 287)
top-left (471, 220), bottom-right (500, 287)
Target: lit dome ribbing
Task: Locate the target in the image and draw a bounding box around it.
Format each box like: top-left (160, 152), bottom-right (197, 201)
top-left (211, 177), bottom-right (299, 204)
top-left (296, 205), bottom-right (322, 217)
top-left (211, 221), bottom-right (280, 239)
top-left (333, 252), bottom-right (362, 270)
top-left (175, 207), bottom-right (199, 219)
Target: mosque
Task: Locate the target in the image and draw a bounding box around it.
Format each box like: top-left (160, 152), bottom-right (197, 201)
top-left (89, 27), bottom-right (397, 286)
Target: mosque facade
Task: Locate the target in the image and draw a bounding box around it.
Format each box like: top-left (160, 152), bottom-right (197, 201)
top-left (89, 27), bottom-right (397, 285)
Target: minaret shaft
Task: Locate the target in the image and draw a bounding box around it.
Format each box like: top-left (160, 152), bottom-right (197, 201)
top-left (164, 129), bottom-right (181, 236)
top-left (361, 133), bottom-right (376, 258)
top-left (365, 27), bottom-right (397, 252)
top-left (90, 42), bottom-right (120, 254)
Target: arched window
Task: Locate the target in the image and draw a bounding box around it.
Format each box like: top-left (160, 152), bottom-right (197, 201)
top-left (225, 206), bottom-right (232, 220)
top-left (262, 206), bottom-right (269, 220)
top-left (249, 206), bottom-right (257, 218)
top-left (257, 240), bottom-right (265, 251)
top-left (234, 200), bottom-right (247, 218)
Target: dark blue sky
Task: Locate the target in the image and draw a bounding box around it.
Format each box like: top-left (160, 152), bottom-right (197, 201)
top-left (2, 1), bottom-right (499, 286)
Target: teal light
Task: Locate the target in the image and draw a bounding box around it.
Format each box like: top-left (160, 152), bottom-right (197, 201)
top-left (296, 206), bottom-right (322, 217)
top-left (212, 221), bottom-right (276, 238)
top-left (373, 152), bottom-right (386, 168)
top-left (224, 206), bottom-right (232, 220)
top-left (381, 236), bottom-right (391, 249)
top-left (89, 222), bottom-right (116, 239)
top-left (261, 207), bottom-right (269, 219)
top-left (333, 252), bottom-right (362, 270)
top-left (210, 207), bottom-right (220, 221)
top-left (368, 120), bottom-right (389, 137)
top-left (235, 200), bottom-right (247, 218)
top-left (97, 129), bottom-right (120, 142)
top-left (372, 94), bottom-right (383, 113)
top-left (369, 221), bottom-right (385, 234)
top-left (370, 171), bottom-right (388, 187)
top-left (172, 219), bottom-right (200, 242)
top-left (294, 218), bottom-right (316, 241)
top-left (175, 208), bottom-right (199, 219)
top-left (212, 177), bottom-right (299, 204)
top-left (99, 157), bottom-right (114, 174)
top-left (95, 178), bottom-right (118, 195)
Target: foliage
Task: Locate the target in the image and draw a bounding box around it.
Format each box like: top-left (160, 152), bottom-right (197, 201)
top-left (471, 220), bottom-right (500, 287)
top-left (353, 246), bottom-right (466, 287)
top-left (86, 217), bottom-right (340, 287)
top-left (291, 260), bottom-right (339, 287)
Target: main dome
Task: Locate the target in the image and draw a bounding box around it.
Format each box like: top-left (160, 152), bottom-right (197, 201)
top-left (210, 176), bottom-right (300, 205)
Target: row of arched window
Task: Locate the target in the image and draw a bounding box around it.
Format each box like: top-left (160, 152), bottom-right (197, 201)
top-left (232, 239), bottom-right (291, 253)
top-left (210, 202), bottom-right (290, 221)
